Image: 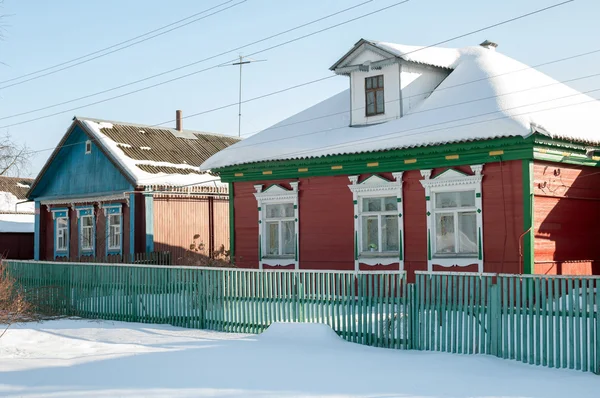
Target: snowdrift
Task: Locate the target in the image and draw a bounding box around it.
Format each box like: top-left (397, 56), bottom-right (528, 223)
top-left (257, 322), bottom-right (345, 347)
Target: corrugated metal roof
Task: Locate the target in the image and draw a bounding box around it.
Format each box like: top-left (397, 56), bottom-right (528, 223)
top-left (0, 176), bottom-right (34, 200)
top-left (83, 119), bottom-right (240, 167)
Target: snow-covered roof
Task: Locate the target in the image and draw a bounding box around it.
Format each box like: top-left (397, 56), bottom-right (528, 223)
top-left (362, 40), bottom-right (461, 69)
top-left (201, 43), bottom-right (600, 170)
top-left (0, 176), bottom-right (34, 215)
top-left (76, 117), bottom-right (240, 188)
top-left (0, 213), bottom-right (34, 233)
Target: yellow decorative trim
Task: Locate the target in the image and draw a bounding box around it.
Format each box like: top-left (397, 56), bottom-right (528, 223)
top-left (234, 173), bottom-right (244, 177)
top-left (298, 168), bottom-right (309, 172)
top-left (404, 159), bottom-right (417, 164)
top-left (262, 171), bottom-right (273, 175)
top-left (367, 162), bottom-right (379, 167)
top-left (445, 154), bottom-right (459, 160)
top-left (489, 150), bottom-right (504, 156)
top-left (537, 148), bottom-right (547, 153)
top-left (331, 165), bottom-right (343, 170)
top-left (561, 152), bottom-right (571, 157)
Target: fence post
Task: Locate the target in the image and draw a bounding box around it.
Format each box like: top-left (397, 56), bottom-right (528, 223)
top-left (490, 281), bottom-right (501, 357)
top-left (407, 282), bottom-right (415, 350)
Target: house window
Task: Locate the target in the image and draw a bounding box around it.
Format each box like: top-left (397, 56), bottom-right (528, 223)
top-left (51, 208), bottom-right (70, 258)
top-left (264, 203), bottom-right (295, 257)
top-left (360, 196), bottom-right (398, 253)
top-left (365, 75), bottom-right (384, 116)
top-left (56, 217), bottom-right (68, 252)
top-left (108, 214), bottom-right (122, 251)
top-left (348, 173), bottom-right (404, 270)
top-left (433, 191), bottom-right (477, 255)
top-left (420, 166), bottom-right (484, 272)
top-left (76, 206), bottom-right (95, 255)
top-left (254, 183), bottom-right (299, 269)
top-left (85, 140), bottom-right (92, 154)
top-left (80, 215), bottom-right (94, 251)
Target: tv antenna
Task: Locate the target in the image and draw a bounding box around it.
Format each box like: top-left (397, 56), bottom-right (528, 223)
top-left (220, 55), bottom-right (266, 137)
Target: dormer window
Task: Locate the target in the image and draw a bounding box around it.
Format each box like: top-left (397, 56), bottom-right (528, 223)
top-left (365, 75), bottom-right (384, 116)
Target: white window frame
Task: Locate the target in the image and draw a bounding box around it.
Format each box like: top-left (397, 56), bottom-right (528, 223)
top-left (76, 207), bottom-right (95, 255)
top-left (420, 165), bottom-right (484, 272)
top-left (348, 173), bottom-right (404, 271)
top-left (85, 140), bottom-right (92, 154)
top-left (254, 182), bottom-right (299, 269)
top-left (104, 205), bottom-right (123, 253)
top-left (55, 216), bottom-right (68, 252)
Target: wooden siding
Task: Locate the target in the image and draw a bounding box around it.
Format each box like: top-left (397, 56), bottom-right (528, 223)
top-left (39, 202), bottom-right (130, 261)
top-left (0, 233), bottom-right (33, 259)
top-left (533, 161), bottom-right (600, 275)
top-left (233, 160), bottom-right (525, 278)
top-left (153, 195), bottom-right (230, 265)
top-left (29, 125), bottom-right (132, 200)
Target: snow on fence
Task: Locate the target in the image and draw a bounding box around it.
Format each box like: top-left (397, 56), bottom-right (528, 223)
top-left (413, 271), bottom-right (600, 373)
top-left (3, 260), bottom-right (599, 374)
top-left (2, 260), bottom-right (409, 350)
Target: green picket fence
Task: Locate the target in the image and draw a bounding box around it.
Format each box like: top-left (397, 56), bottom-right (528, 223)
top-left (3, 260), bottom-right (600, 374)
top-left (412, 271), bottom-right (600, 374)
top-left (2, 260), bottom-right (409, 350)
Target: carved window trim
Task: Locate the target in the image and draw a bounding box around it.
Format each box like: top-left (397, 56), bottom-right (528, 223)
top-left (420, 165), bottom-right (484, 272)
top-left (348, 173), bottom-right (404, 271)
top-left (254, 183), bottom-right (299, 269)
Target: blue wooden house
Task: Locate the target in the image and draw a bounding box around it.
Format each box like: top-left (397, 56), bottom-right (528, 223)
top-left (29, 115), bottom-right (239, 263)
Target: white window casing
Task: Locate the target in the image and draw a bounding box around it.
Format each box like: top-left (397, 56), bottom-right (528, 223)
top-left (103, 205), bottom-right (123, 253)
top-left (76, 207), bottom-right (95, 255)
top-left (55, 217), bottom-right (68, 252)
top-left (254, 182), bottom-right (299, 269)
top-left (85, 140), bottom-right (92, 154)
top-left (420, 165), bottom-right (484, 272)
top-left (348, 173), bottom-right (404, 271)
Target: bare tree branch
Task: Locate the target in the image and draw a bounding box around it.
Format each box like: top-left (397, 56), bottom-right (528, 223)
top-left (0, 133), bottom-right (31, 176)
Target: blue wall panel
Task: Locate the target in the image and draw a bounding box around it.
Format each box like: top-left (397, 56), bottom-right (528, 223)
top-left (30, 125), bottom-right (132, 199)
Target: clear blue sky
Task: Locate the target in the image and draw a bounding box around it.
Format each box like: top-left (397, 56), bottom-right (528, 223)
top-left (1, 0), bottom-right (599, 176)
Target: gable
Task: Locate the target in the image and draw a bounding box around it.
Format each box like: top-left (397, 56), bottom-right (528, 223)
top-left (29, 125), bottom-right (132, 199)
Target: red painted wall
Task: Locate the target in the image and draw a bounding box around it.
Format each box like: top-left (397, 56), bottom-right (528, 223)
top-left (40, 201), bottom-right (130, 261)
top-left (233, 160), bottom-right (525, 278)
top-left (0, 233), bottom-right (33, 259)
top-left (533, 162), bottom-right (600, 275)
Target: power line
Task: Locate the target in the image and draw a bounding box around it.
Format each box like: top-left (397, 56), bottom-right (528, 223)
top-left (0, 0), bottom-right (246, 89)
top-left (22, 0), bottom-right (579, 157)
top-left (0, 0), bottom-right (375, 123)
top-left (27, 73), bottom-right (600, 164)
top-left (152, 0), bottom-right (578, 128)
top-left (234, 68), bottom-right (600, 141)
top-left (1, 0), bottom-right (573, 129)
top-left (255, 89), bottom-right (600, 163)
top-left (56, 88), bottom-right (600, 187)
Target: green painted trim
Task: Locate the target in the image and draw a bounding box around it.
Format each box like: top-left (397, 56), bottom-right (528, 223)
top-left (522, 160), bottom-right (534, 274)
top-left (478, 227), bottom-right (482, 261)
top-left (258, 234), bottom-right (262, 260)
top-left (229, 182), bottom-right (235, 262)
top-left (217, 136), bottom-right (535, 182)
top-left (399, 230), bottom-right (403, 261)
top-left (427, 230), bottom-right (432, 261)
top-left (295, 233), bottom-right (298, 261)
top-left (476, 192), bottom-right (481, 198)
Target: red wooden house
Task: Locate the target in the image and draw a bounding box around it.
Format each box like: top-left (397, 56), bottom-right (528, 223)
top-left (202, 39), bottom-right (600, 277)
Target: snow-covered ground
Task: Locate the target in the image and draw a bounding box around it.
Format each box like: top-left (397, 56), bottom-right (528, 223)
top-left (0, 320), bottom-right (598, 398)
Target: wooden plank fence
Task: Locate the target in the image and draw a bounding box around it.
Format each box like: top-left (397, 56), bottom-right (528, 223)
top-left (3, 260), bottom-right (599, 374)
